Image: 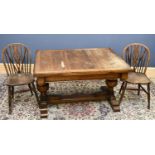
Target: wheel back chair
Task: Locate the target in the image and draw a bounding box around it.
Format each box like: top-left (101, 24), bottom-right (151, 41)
top-left (2, 43), bottom-right (39, 114)
top-left (119, 43), bottom-right (151, 109)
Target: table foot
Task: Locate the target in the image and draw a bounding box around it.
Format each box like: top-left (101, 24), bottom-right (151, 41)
top-left (37, 78), bottom-right (49, 119)
top-left (106, 79), bottom-right (120, 112)
top-left (108, 96), bottom-right (120, 112)
top-left (40, 105), bottom-right (48, 118)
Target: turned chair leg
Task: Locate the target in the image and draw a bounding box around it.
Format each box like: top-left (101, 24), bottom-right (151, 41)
top-left (138, 84), bottom-right (141, 95)
top-left (31, 82), bottom-right (40, 103)
top-left (8, 86), bottom-right (12, 114)
top-left (119, 82), bottom-right (127, 104)
top-left (11, 86), bottom-right (14, 99)
top-left (147, 83), bottom-right (150, 109)
top-left (28, 84), bottom-right (33, 96)
top-left (119, 82), bottom-right (125, 94)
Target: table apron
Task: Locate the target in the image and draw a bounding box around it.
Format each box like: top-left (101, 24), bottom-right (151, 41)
top-left (40, 73), bottom-right (128, 82)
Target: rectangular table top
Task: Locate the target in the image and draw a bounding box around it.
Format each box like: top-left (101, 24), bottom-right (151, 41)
top-left (34, 48), bottom-right (131, 77)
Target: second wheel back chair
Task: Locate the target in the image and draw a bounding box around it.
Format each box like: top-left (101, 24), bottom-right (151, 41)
top-left (2, 43), bottom-right (39, 114)
top-left (119, 43), bottom-right (151, 109)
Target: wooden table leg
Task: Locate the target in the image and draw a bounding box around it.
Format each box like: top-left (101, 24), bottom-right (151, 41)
top-left (106, 79), bottom-right (120, 112)
top-left (37, 78), bottom-right (49, 118)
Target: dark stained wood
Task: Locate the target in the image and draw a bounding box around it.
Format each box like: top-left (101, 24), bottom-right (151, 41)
top-left (2, 43), bottom-right (32, 75)
top-left (105, 79), bottom-right (120, 112)
top-left (2, 43), bottom-right (39, 114)
top-left (47, 86), bottom-right (109, 104)
top-left (123, 43), bottom-right (150, 74)
top-left (119, 43), bottom-right (151, 109)
top-left (34, 48), bottom-right (132, 118)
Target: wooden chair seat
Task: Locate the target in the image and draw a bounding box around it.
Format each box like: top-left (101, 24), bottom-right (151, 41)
top-left (126, 72), bottom-right (151, 84)
top-left (6, 73), bottom-right (34, 86)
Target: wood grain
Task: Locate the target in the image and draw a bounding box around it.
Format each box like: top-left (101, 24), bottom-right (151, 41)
top-left (34, 48), bottom-right (132, 78)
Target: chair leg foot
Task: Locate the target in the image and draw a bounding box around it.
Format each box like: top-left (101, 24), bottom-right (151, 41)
top-left (147, 83), bottom-right (150, 109)
top-left (8, 86), bottom-right (12, 114)
top-left (9, 108), bottom-right (12, 115)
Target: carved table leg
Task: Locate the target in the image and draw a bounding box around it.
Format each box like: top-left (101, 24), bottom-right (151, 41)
top-left (37, 78), bottom-right (49, 119)
top-left (106, 80), bottom-right (120, 112)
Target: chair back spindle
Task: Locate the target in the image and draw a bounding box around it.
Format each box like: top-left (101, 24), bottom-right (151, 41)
top-left (2, 43), bottom-right (32, 76)
top-left (123, 43), bottom-right (150, 74)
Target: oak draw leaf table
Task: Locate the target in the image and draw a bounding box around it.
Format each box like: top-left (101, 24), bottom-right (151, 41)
top-left (34, 48), bottom-right (131, 118)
